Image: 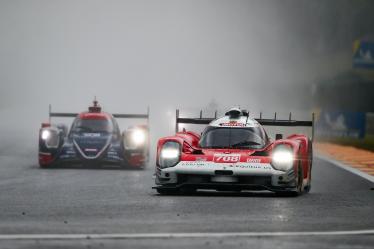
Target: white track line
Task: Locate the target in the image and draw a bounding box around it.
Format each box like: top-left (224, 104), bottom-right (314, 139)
top-left (0, 230), bottom-right (373, 240)
top-left (316, 154), bottom-right (374, 184)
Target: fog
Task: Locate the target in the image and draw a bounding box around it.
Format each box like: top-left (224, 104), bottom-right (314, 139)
top-left (0, 0), bottom-right (372, 157)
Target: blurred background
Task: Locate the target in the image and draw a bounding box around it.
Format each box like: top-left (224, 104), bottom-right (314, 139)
top-left (0, 0), bottom-right (373, 159)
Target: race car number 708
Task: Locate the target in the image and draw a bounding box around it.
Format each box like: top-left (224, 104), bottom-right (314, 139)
top-left (214, 154), bottom-right (241, 163)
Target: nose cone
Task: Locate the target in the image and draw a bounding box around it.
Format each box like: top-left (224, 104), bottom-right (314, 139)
top-left (73, 133), bottom-right (111, 159)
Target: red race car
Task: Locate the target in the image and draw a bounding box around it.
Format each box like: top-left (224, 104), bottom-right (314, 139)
top-left (153, 107), bottom-right (314, 196)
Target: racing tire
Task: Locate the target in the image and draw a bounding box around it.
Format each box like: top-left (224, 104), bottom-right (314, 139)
top-left (304, 167), bottom-right (312, 193)
top-left (156, 188), bottom-right (180, 195)
top-left (304, 141), bottom-right (313, 193)
top-left (277, 163), bottom-right (304, 197)
top-left (295, 163), bottom-right (304, 195)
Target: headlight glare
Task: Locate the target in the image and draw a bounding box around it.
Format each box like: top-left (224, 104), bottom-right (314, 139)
top-left (159, 142), bottom-right (180, 168)
top-left (271, 145), bottom-right (294, 171)
top-left (40, 128), bottom-right (59, 148)
top-left (41, 130), bottom-right (51, 140)
top-left (131, 129), bottom-right (146, 146)
top-left (161, 148), bottom-right (179, 159)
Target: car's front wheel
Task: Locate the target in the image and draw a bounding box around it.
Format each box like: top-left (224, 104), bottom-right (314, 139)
top-left (304, 143), bottom-right (313, 193)
top-left (276, 163), bottom-right (304, 197)
top-left (304, 166), bottom-right (312, 193)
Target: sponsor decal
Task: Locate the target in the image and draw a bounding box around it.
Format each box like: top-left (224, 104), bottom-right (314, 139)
top-left (247, 158), bottom-right (261, 163)
top-left (85, 148), bottom-right (98, 152)
top-left (228, 164), bottom-right (272, 170)
top-left (196, 157), bottom-right (207, 161)
top-left (179, 161), bottom-right (273, 170)
top-left (179, 161), bottom-right (272, 170)
top-left (214, 154), bottom-right (241, 163)
top-left (219, 122), bottom-right (246, 127)
top-left (83, 133), bottom-right (101, 137)
top-left (180, 161), bottom-right (207, 166)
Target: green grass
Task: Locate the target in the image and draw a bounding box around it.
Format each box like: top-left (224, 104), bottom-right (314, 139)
top-left (318, 135), bottom-right (374, 152)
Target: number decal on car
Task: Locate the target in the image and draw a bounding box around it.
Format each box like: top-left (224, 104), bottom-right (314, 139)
top-left (214, 154), bottom-right (241, 163)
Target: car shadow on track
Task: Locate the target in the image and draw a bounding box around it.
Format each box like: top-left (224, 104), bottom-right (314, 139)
top-left (154, 190), bottom-right (303, 198)
top-left (31, 164), bottom-right (147, 171)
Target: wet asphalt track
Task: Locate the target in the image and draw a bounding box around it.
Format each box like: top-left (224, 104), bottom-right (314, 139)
top-left (0, 154), bottom-right (373, 248)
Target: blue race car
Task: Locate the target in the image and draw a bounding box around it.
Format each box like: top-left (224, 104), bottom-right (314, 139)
top-left (38, 99), bottom-right (149, 168)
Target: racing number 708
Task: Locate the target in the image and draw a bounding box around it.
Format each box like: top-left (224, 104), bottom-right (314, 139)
top-left (214, 155), bottom-right (240, 163)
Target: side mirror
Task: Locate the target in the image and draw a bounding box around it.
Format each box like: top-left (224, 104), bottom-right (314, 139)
top-left (275, 134), bottom-right (283, 140)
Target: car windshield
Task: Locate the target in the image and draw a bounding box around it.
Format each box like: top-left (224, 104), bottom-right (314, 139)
top-left (71, 118), bottom-right (113, 133)
top-left (199, 127), bottom-right (267, 149)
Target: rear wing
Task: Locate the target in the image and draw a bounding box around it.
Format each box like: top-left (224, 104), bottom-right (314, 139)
top-left (175, 109), bottom-right (216, 133)
top-left (175, 109), bottom-right (315, 141)
top-left (48, 104), bottom-right (150, 124)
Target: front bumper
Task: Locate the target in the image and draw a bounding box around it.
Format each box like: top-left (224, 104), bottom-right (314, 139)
top-left (52, 157), bottom-right (125, 166)
top-left (51, 146), bottom-right (146, 167)
top-left (154, 161), bottom-right (297, 192)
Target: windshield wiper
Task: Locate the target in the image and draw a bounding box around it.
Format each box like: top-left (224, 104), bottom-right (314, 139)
top-left (231, 141), bottom-right (261, 148)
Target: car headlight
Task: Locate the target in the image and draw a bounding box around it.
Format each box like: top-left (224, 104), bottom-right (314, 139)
top-left (41, 130), bottom-right (51, 140)
top-left (159, 142), bottom-right (180, 168)
top-left (271, 145), bottom-right (294, 171)
top-left (40, 128), bottom-right (59, 148)
top-left (131, 129), bottom-right (146, 146)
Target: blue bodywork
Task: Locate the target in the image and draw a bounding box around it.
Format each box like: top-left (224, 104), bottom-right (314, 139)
top-left (39, 101), bottom-right (149, 168)
top-left (39, 115), bottom-right (127, 166)
top-left (57, 132), bottom-right (125, 164)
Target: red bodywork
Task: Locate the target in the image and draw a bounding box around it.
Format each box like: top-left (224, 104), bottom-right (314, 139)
top-left (39, 152), bottom-right (54, 166)
top-left (79, 112), bottom-right (111, 120)
top-left (156, 131), bottom-right (312, 182)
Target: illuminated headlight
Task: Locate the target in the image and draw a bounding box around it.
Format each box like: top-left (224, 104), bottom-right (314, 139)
top-left (159, 142), bottom-right (180, 168)
top-left (271, 145), bottom-right (294, 171)
top-left (41, 130), bottom-right (51, 140)
top-left (40, 128), bottom-right (59, 148)
top-left (131, 129), bottom-right (146, 146)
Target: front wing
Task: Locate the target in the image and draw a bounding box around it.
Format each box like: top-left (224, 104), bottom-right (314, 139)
top-left (154, 161), bottom-right (298, 192)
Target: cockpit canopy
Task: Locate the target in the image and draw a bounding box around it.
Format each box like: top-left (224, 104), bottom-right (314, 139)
top-left (71, 117), bottom-right (114, 134)
top-left (199, 126), bottom-right (268, 149)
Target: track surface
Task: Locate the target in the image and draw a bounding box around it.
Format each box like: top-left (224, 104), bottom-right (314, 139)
top-left (0, 154), bottom-right (373, 248)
